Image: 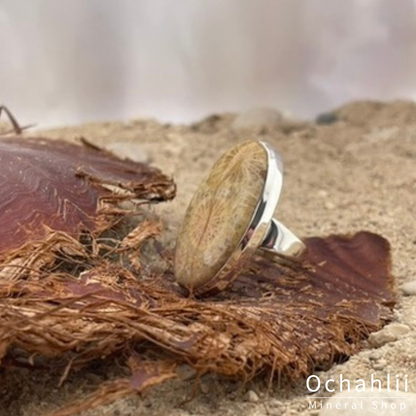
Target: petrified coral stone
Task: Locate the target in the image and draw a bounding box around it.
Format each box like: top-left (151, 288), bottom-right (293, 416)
top-left (175, 141), bottom-right (268, 292)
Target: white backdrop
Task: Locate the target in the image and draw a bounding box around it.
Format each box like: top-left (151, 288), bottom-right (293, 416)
top-left (1, 0), bottom-right (416, 127)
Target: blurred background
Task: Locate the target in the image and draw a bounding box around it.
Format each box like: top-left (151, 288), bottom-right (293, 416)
top-left (1, 0), bottom-right (416, 128)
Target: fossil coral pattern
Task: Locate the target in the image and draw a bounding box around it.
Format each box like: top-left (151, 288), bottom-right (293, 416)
top-left (175, 141), bottom-right (267, 291)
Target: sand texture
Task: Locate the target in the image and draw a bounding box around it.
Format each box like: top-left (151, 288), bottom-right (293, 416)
top-left (1, 100), bottom-right (416, 415)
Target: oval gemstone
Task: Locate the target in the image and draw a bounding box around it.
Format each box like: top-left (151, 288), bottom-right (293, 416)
top-left (174, 140), bottom-right (268, 292)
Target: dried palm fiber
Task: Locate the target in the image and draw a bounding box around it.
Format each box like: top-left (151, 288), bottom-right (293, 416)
top-left (1, 225), bottom-right (394, 414)
top-left (0, 135), bottom-right (175, 280)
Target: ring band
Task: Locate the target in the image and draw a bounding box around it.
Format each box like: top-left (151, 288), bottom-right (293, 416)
top-left (174, 140), bottom-right (306, 296)
top-left (261, 218), bottom-right (306, 257)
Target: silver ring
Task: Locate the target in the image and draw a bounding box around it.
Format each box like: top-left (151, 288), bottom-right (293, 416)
top-left (174, 140), bottom-right (306, 296)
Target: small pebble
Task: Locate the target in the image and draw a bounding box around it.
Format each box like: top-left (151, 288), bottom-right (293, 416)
top-left (368, 323), bottom-right (410, 348)
top-left (401, 280), bottom-right (416, 296)
top-left (324, 201), bottom-right (336, 210)
top-left (388, 323), bottom-right (411, 337)
top-left (315, 112), bottom-right (338, 125)
top-left (368, 330), bottom-right (396, 347)
top-left (200, 382), bottom-right (209, 394)
top-left (269, 399), bottom-right (283, 408)
top-left (232, 108), bottom-right (283, 131)
top-left (244, 389), bottom-right (260, 403)
top-left (176, 364), bottom-right (197, 380)
top-left (372, 358), bottom-right (387, 370)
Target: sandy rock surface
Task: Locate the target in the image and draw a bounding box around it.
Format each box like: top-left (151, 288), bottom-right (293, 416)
top-left (1, 100), bottom-right (416, 416)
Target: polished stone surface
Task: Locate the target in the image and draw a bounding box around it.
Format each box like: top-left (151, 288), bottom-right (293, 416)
top-left (174, 140), bottom-right (267, 292)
